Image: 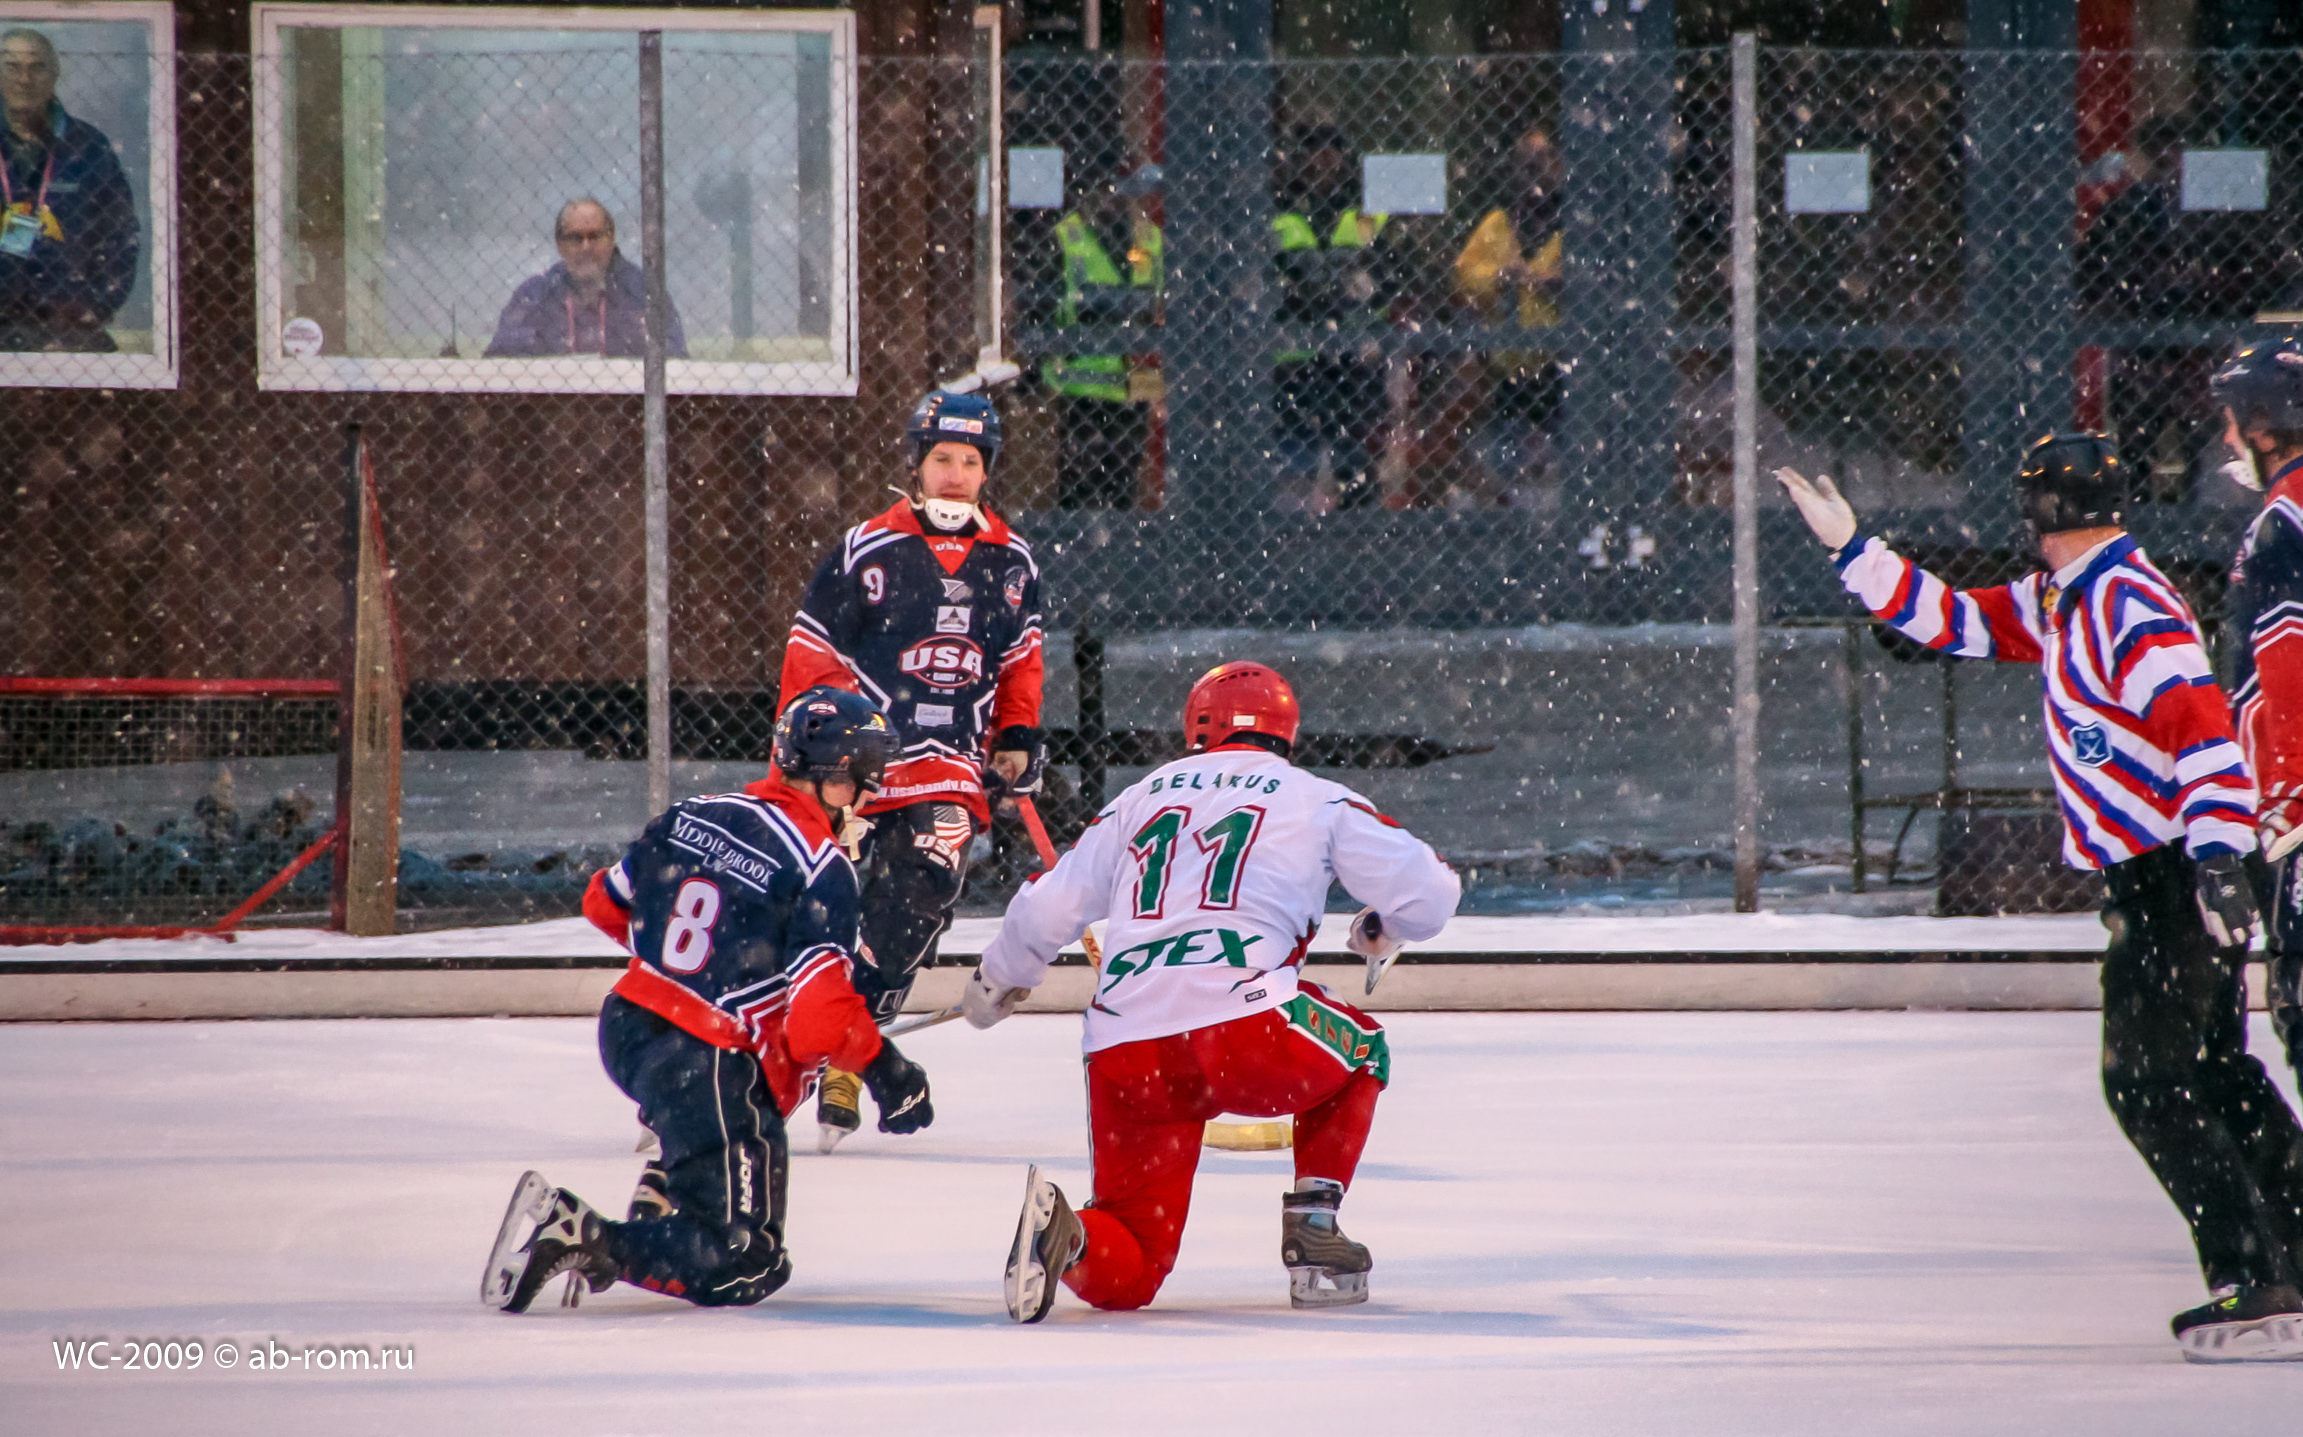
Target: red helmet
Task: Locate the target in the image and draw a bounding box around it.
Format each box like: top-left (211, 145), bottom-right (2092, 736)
top-left (1182, 662), bottom-right (1301, 752)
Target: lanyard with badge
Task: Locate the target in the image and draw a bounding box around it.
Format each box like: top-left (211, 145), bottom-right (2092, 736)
top-left (0, 144), bottom-right (54, 259)
top-left (563, 293), bottom-right (609, 356)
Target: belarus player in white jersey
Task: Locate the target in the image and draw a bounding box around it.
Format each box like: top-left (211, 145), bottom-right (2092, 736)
top-left (963, 661), bottom-right (1459, 1320)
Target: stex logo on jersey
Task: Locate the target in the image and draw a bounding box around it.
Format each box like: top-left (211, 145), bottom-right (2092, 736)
top-left (897, 637), bottom-right (986, 692)
top-left (940, 578), bottom-right (973, 602)
top-left (935, 605), bottom-right (971, 635)
top-left (1098, 927), bottom-right (1265, 998)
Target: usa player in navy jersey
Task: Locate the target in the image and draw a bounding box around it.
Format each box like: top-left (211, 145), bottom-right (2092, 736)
top-left (481, 689), bottom-right (933, 1313)
top-left (1781, 437), bottom-right (2303, 1362)
top-left (779, 391), bottom-right (1045, 1149)
top-left (2208, 339), bottom-right (2303, 1084)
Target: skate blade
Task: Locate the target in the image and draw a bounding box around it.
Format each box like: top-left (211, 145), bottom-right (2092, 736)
top-left (816, 1120), bottom-right (855, 1155)
top-left (1289, 1267), bottom-right (1369, 1309)
top-left (1004, 1164), bottom-right (1061, 1324)
top-left (481, 1170), bottom-right (554, 1308)
top-left (2179, 1312), bottom-right (2303, 1363)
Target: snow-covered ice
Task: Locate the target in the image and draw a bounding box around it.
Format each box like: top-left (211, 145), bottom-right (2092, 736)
top-left (6, 1010), bottom-right (2300, 1433)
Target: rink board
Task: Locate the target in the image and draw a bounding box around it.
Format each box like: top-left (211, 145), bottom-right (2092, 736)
top-left (0, 952), bottom-right (2274, 1022)
top-left (5, 909), bottom-right (2256, 1021)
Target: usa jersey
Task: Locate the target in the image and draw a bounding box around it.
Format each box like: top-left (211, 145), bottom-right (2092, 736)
top-left (2226, 457), bottom-right (2303, 815)
top-left (779, 499), bottom-right (1043, 825)
top-left (1837, 532), bottom-right (2255, 869)
top-left (584, 775), bottom-right (883, 1114)
top-left (981, 745), bottom-right (1461, 1052)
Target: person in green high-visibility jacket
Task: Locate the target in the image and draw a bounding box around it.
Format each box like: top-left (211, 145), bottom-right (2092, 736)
top-left (1044, 164), bottom-right (1164, 510)
top-left (1271, 125), bottom-right (1394, 512)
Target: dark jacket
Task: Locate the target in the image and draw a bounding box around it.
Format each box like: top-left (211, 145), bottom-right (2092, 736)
top-left (483, 249), bottom-right (686, 358)
top-left (0, 100), bottom-right (139, 352)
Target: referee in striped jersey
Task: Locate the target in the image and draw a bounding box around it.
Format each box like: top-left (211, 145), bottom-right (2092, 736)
top-left (1780, 434), bottom-right (2303, 1363)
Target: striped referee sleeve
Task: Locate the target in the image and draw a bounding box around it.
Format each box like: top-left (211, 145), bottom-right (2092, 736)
top-left (1833, 535), bottom-right (2045, 663)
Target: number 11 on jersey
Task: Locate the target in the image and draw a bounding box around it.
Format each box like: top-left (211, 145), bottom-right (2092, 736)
top-left (1128, 805), bottom-right (1266, 919)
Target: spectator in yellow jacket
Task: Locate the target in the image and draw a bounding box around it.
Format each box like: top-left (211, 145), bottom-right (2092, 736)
top-left (1452, 127), bottom-right (1565, 506)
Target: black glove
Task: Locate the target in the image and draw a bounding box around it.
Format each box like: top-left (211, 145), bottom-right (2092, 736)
top-left (989, 724), bottom-right (1047, 797)
top-left (861, 1039), bottom-right (934, 1135)
top-left (2194, 852), bottom-right (2259, 950)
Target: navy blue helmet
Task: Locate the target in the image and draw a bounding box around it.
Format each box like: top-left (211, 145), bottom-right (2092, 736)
top-left (2211, 338), bottom-right (2303, 434)
top-left (904, 390), bottom-right (1003, 473)
top-left (773, 687), bottom-right (900, 793)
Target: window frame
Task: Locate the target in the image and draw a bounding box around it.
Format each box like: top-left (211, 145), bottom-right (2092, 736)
top-left (0, 0), bottom-right (177, 390)
top-left (249, 2), bottom-right (858, 395)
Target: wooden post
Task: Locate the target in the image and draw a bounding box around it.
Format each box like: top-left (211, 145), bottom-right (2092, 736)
top-left (332, 425), bottom-right (402, 935)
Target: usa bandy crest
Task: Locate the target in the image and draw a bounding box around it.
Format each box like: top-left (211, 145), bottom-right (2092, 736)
top-left (897, 636), bottom-right (986, 691)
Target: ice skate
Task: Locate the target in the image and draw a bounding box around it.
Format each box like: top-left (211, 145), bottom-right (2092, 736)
top-left (626, 1162), bottom-right (674, 1221)
top-left (2173, 1283), bottom-right (2303, 1363)
top-left (1281, 1182), bottom-right (1370, 1309)
top-left (1003, 1164), bottom-right (1084, 1323)
top-left (816, 1067), bottom-right (863, 1153)
top-left (481, 1172), bottom-right (617, 1313)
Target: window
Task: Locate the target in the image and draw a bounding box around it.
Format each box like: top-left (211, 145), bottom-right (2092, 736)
top-left (0, 2), bottom-right (175, 388)
top-left (251, 5), bottom-right (855, 394)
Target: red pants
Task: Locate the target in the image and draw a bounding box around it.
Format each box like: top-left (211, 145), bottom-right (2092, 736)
top-left (1065, 984), bottom-right (1389, 1311)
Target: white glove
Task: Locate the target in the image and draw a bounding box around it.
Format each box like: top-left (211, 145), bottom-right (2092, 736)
top-left (1345, 908), bottom-right (1403, 997)
top-left (961, 965), bottom-right (1026, 1030)
top-left (1773, 467), bottom-right (1858, 553)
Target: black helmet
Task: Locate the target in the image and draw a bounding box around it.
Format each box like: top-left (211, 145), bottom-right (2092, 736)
top-left (2016, 432), bottom-right (2128, 537)
top-left (2210, 339), bottom-right (2303, 433)
top-left (904, 390), bottom-right (1002, 473)
top-left (773, 687), bottom-right (900, 794)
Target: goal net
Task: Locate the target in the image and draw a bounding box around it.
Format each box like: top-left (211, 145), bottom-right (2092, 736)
top-left (0, 678), bottom-right (344, 940)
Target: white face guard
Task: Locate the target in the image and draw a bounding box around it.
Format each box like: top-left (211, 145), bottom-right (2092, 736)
top-left (2218, 441), bottom-right (2266, 493)
top-left (920, 496), bottom-right (983, 531)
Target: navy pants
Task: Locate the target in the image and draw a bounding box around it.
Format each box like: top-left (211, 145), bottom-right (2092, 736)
top-left (2102, 845), bottom-right (2303, 1292)
top-left (595, 996), bottom-right (791, 1306)
top-left (2245, 850), bottom-right (2303, 1085)
top-left (851, 801), bottom-right (974, 1025)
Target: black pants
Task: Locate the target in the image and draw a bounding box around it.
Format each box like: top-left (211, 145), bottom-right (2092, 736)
top-left (594, 996), bottom-right (792, 1306)
top-left (851, 801), bottom-right (975, 1025)
top-left (2245, 850), bottom-right (2303, 1085)
top-left (2101, 844), bottom-right (2303, 1291)
top-left (1057, 396), bottom-right (1150, 510)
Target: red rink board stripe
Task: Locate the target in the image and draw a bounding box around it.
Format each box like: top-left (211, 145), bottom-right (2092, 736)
top-left (0, 677), bottom-right (339, 698)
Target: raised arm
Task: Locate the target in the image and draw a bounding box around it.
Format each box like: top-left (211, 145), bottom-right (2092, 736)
top-left (1776, 467), bottom-right (2043, 663)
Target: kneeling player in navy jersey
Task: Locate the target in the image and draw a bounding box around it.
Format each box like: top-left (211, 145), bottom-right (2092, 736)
top-left (1781, 437), bottom-right (2303, 1363)
top-left (481, 688), bottom-right (932, 1312)
top-left (779, 391), bottom-right (1047, 1150)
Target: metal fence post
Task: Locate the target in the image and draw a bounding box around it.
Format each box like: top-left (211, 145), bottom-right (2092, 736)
top-left (1730, 32), bottom-right (1760, 913)
top-left (639, 30), bottom-right (671, 822)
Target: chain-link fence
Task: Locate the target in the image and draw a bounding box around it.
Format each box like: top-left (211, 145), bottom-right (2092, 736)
top-left (6, 37), bottom-right (2300, 929)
